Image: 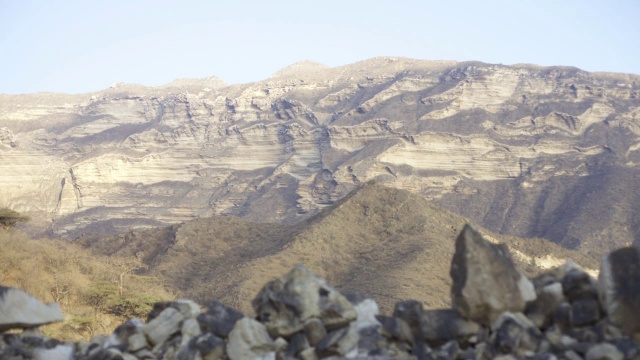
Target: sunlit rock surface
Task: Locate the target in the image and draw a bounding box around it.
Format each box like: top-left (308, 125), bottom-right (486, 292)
top-left (1, 58), bottom-right (639, 254)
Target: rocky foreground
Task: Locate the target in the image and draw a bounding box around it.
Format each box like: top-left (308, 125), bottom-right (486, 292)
top-left (1, 225), bottom-right (639, 360)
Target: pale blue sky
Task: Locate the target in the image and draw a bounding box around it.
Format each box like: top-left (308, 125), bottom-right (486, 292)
top-left (1, 0), bottom-right (638, 94)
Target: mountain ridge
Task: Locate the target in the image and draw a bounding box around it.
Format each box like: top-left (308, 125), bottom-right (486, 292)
top-left (79, 183), bottom-right (598, 314)
top-left (1, 57), bottom-right (639, 257)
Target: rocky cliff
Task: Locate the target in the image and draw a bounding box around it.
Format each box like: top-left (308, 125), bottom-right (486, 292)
top-left (1, 58), bottom-right (639, 254)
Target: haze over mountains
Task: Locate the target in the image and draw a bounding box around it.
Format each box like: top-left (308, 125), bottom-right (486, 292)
top-left (1, 57), bottom-right (639, 256)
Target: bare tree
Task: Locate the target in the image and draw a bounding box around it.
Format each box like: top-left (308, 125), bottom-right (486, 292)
top-left (105, 257), bottom-right (147, 297)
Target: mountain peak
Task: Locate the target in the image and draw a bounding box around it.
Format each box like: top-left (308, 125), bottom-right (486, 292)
top-left (268, 60), bottom-right (330, 79)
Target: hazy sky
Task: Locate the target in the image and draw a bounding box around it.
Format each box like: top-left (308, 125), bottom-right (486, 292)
top-left (1, 0), bottom-right (639, 94)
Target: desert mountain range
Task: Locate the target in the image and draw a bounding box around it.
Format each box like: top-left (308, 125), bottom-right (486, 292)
top-left (1, 57), bottom-right (639, 256)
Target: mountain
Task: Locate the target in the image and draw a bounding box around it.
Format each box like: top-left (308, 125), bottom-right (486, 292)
top-left (79, 183), bottom-right (598, 314)
top-left (1, 57), bottom-right (639, 255)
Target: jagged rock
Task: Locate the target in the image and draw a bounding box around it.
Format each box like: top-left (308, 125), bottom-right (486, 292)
top-left (544, 325), bottom-right (565, 352)
top-left (299, 347), bottom-right (318, 360)
top-left (89, 334), bottom-right (109, 347)
top-left (6, 245), bottom-right (640, 360)
top-left (127, 332), bottom-right (148, 352)
top-left (86, 347), bottom-right (128, 360)
top-left (569, 341), bottom-right (592, 356)
top-left (598, 247), bottom-right (640, 335)
top-left (354, 323), bottom-right (391, 358)
top-left (227, 317), bottom-right (275, 360)
top-left (563, 269), bottom-right (598, 302)
top-left (491, 312), bottom-right (542, 356)
top-left (569, 327), bottom-right (600, 344)
top-left (339, 297), bottom-right (383, 358)
top-left (552, 302), bottom-right (573, 332)
top-left (147, 300), bottom-right (200, 322)
top-left (181, 333), bottom-right (226, 360)
top-left (304, 318), bottom-right (327, 346)
top-left (252, 265), bottom-right (356, 338)
top-left (526, 284), bottom-right (565, 329)
top-left (351, 298), bottom-right (380, 331)
top-left (142, 307), bottom-right (184, 346)
top-left (0, 336), bottom-right (66, 360)
top-left (585, 343), bottom-right (624, 360)
top-left (392, 300), bottom-right (430, 358)
top-left (563, 349), bottom-right (583, 360)
top-left (421, 308), bottom-right (480, 346)
top-left (284, 332), bottom-right (309, 358)
top-left (104, 318), bottom-right (144, 350)
top-left (472, 341), bottom-right (496, 360)
top-left (156, 334), bottom-right (185, 359)
top-left (197, 301), bottom-right (244, 338)
top-left (494, 355), bottom-right (519, 360)
top-left (315, 325), bottom-right (358, 358)
top-left (392, 300), bottom-right (427, 338)
top-left (450, 225), bottom-right (536, 325)
top-left (180, 317), bottom-right (202, 348)
top-left (133, 348), bottom-right (155, 359)
top-left (570, 299), bottom-right (601, 327)
top-left (609, 338), bottom-right (639, 359)
top-left (274, 336), bottom-right (288, 353)
top-left (432, 339), bottom-right (460, 359)
top-left (376, 315), bottom-right (414, 345)
top-left (528, 353), bottom-right (558, 360)
top-left (0, 287), bottom-right (64, 332)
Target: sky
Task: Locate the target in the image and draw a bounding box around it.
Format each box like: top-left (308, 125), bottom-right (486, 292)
top-left (1, 0), bottom-right (639, 94)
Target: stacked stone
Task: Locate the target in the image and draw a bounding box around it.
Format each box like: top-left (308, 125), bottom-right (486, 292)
top-left (2, 224), bottom-right (640, 359)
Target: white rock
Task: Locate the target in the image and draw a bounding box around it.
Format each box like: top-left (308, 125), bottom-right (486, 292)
top-left (180, 317), bottom-right (202, 347)
top-left (128, 332), bottom-right (149, 352)
top-left (353, 298), bottom-right (380, 330)
top-left (33, 345), bottom-right (74, 360)
top-left (253, 265), bottom-right (356, 337)
top-left (585, 343), bottom-right (623, 360)
top-left (142, 307), bottom-right (184, 345)
top-left (227, 317), bottom-right (275, 360)
top-left (174, 299), bottom-right (201, 319)
top-left (491, 311), bottom-right (537, 332)
top-left (542, 282), bottom-right (564, 301)
top-left (0, 287), bottom-right (64, 332)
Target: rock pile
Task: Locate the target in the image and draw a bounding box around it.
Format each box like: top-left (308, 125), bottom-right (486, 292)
top-left (2, 224), bottom-right (640, 359)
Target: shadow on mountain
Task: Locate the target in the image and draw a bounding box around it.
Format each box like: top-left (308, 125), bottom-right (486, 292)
top-left (79, 183), bottom-right (598, 314)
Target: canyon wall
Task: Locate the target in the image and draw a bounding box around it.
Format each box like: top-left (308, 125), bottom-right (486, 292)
top-left (1, 58), bottom-right (639, 254)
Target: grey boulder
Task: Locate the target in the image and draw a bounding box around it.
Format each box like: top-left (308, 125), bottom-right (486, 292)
top-left (598, 246), bottom-right (640, 336)
top-left (450, 224), bottom-right (536, 325)
top-left (0, 287), bottom-right (64, 333)
top-left (252, 265), bottom-right (356, 338)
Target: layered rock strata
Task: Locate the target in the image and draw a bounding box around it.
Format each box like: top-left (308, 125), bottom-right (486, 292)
top-left (2, 226), bottom-right (639, 359)
top-left (1, 59), bottom-right (639, 255)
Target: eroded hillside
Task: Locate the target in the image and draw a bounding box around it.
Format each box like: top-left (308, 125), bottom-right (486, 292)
top-left (1, 58), bottom-right (639, 254)
top-left (80, 183), bottom-right (598, 314)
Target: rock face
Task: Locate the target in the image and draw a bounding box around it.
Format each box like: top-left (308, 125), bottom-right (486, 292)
top-left (1, 58), bottom-right (639, 256)
top-left (0, 287), bottom-right (64, 332)
top-left (252, 265), bottom-right (357, 338)
top-left (2, 226), bottom-right (640, 359)
top-left (599, 246), bottom-right (640, 335)
top-left (450, 224), bottom-right (536, 325)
